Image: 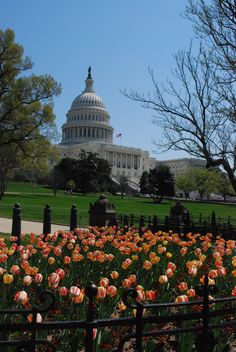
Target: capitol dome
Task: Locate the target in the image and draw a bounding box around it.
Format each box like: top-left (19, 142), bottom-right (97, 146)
top-left (61, 67), bottom-right (114, 145)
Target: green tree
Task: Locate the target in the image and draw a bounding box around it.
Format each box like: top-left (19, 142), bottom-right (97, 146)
top-left (117, 175), bottom-right (130, 199)
top-left (65, 180), bottom-right (76, 193)
top-left (175, 170), bottom-right (196, 199)
top-left (55, 158), bottom-right (77, 186)
top-left (139, 171), bottom-right (150, 194)
top-left (48, 168), bottom-right (65, 197)
top-left (0, 28), bottom-right (61, 198)
top-left (75, 151), bottom-right (111, 194)
top-left (148, 165), bottom-right (175, 203)
top-left (191, 168), bottom-right (219, 200)
top-left (0, 145), bottom-right (17, 199)
top-left (215, 172), bottom-right (234, 201)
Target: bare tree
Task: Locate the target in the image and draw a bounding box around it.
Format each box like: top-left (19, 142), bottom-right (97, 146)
top-left (185, 0), bottom-right (236, 78)
top-left (123, 44), bottom-right (236, 192)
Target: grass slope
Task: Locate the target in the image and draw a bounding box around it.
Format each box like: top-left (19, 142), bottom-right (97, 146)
top-left (0, 181), bottom-right (235, 226)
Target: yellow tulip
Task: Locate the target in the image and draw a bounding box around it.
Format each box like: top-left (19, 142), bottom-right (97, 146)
top-left (3, 273), bottom-right (14, 284)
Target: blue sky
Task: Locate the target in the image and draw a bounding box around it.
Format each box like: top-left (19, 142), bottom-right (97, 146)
top-left (1, 0), bottom-right (194, 160)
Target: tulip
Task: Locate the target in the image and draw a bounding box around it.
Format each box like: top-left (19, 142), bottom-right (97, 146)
top-left (180, 247), bottom-right (188, 256)
top-left (165, 266), bottom-right (174, 277)
top-left (3, 273), bottom-right (14, 284)
top-left (48, 257), bottom-right (56, 265)
top-left (72, 291), bottom-right (84, 303)
top-left (188, 265), bottom-right (198, 277)
top-left (208, 270), bottom-right (218, 279)
top-left (15, 291), bottom-right (28, 305)
top-left (107, 285), bottom-right (117, 298)
top-left (69, 286), bottom-right (81, 298)
top-left (128, 274), bottom-right (136, 283)
top-left (167, 262), bottom-right (176, 271)
top-left (10, 265), bottom-right (20, 275)
top-left (63, 256), bottom-right (71, 265)
top-left (146, 290), bottom-right (156, 301)
top-left (23, 275), bottom-right (33, 286)
top-left (110, 271), bottom-right (119, 280)
top-left (54, 246), bottom-right (62, 256)
top-left (122, 279), bottom-right (132, 288)
top-left (0, 254), bottom-right (7, 263)
top-left (175, 295), bottom-right (188, 303)
top-left (178, 282), bottom-right (188, 291)
top-left (0, 268), bottom-right (6, 275)
top-left (143, 260), bottom-right (152, 270)
top-left (122, 258), bottom-right (132, 269)
top-left (48, 273), bottom-right (60, 289)
top-left (34, 273), bottom-right (43, 284)
top-left (187, 289), bottom-right (196, 298)
top-left (55, 268), bottom-right (65, 279)
top-left (97, 286), bottom-right (106, 299)
top-left (27, 313), bottom-right (43, 323)
top-left (98, 276), bottom-right (108, 287)
top-left (166, 252), bottom-right (172, 258)
top-left (58, 286), bottom-right (67, 296)
top-left (217, 267), bottom-right (227, 276)
top-left (158, 275), bottom-right (168, 285)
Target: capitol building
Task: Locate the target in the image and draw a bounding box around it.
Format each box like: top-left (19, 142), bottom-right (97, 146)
top-left (57, 68), bottom-right (157, 185)
top-left (57, 68), bottom-right (205, 185)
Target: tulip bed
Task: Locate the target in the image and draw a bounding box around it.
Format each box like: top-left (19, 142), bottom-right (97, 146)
top-left (0, 227), bottom-right (235, 351)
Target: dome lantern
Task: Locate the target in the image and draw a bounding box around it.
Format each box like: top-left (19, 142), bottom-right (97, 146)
top-left (84, 66), bottom-right (94, 93)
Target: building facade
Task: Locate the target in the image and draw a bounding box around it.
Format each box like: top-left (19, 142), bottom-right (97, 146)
top-left (158, 158), bottom-right (206, 178)
top-left (58, 68), bottom-right (156, 183)
top-left (57, 68), bottom-right (206, 184)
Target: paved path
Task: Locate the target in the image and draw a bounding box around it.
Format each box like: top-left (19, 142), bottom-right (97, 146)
top-left (0, 217), bottom-right (69, 235)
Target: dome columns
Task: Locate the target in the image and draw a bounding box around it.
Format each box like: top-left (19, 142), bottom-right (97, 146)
top-left (62, 125), bottom-right (113, 143)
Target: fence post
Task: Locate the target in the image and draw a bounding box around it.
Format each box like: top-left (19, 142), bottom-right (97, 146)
top-left (211, 211), bottom-right (216, 227)
top-left (12, 203), bottom-right (21, 244)
top-left (130, 214), bottom-right (134, 227)
top-left (43, 204), bottom-right (51, 235)
top-left (195, 274), bottom-right (216, 352)
top-left (70, 204), bottom-right (77, 231)
top-left (123, 214), bottom-right (129, 232)
top-left (84, 282), bottom-right (98, 352)
top-left (139, 215), bottom-right (145, 235)
top-left (152, 215), bottom-right (158, 233)
top-left (164, 215), bottom-right (169, 232)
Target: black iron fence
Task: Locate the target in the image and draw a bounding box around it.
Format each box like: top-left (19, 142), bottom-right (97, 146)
top-left (117, 213), bottom-right (236, 240)
top-left (7, 203), bottom-right (236, 241)
top-left (0, 275), bottom-right (235, 352)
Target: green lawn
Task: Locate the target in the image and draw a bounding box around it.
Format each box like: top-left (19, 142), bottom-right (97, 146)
top-left (0, 181), bottom-right (235, 226)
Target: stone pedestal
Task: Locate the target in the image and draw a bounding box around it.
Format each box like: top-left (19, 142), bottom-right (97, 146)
top-left (89, 195), bottom-right (117, 227)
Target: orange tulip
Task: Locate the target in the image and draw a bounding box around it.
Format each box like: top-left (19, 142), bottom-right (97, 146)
top-left (110, 271), bottom-right (119, 280)
top-left (175, 295), bottom-right (188, 303)
top-left (107, 285), bottom-right (117, 297)
top-left (178, 282), bottom-right (188, 291)
top-left (97, 286), bottom-right (106, 299)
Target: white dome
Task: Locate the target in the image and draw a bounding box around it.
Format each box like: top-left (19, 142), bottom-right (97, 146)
top-left (61, 67), bottom-right (114, 145)
top-left (71, 91), bottom-right (105, 109)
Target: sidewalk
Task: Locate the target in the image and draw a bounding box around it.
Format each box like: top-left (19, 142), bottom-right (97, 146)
top-left (0, 217), bottom-right (69, 235)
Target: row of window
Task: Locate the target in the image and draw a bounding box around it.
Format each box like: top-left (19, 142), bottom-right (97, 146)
top-left (68, 114), bottom-right (108, 123)
top-left (63, 127), bottom-right (112, 139)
